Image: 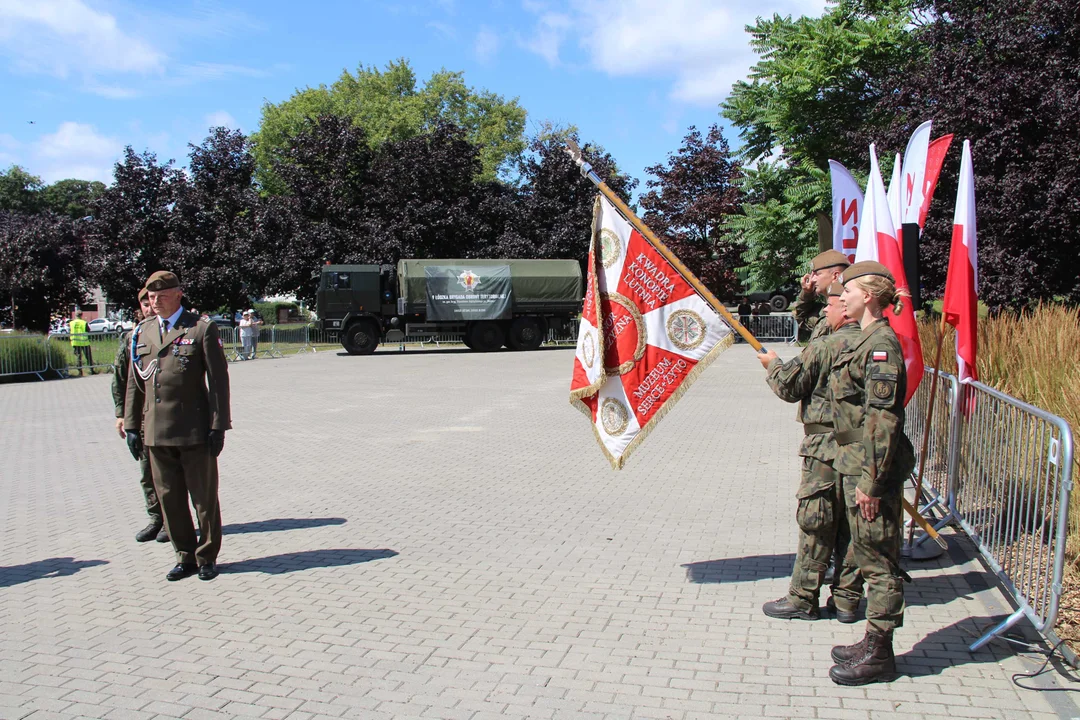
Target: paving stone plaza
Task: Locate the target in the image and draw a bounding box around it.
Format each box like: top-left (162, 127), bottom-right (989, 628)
top-left (1, 345), bottom-right (1077, 719)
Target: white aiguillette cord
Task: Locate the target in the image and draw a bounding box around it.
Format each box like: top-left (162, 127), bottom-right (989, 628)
top-left (131, 325), bottom-right (159, 381)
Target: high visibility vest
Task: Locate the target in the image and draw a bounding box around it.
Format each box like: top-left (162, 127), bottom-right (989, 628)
top-left (70, 319), bottom-right (90, 346)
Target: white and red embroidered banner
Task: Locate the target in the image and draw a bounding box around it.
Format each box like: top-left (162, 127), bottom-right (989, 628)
top-left (570, 196), bottom-right (734, 469)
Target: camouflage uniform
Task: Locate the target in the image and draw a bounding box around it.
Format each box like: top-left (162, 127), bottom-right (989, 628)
top-left (829, 319), bottom-right (916, 633)
top-left (793, 292), bottom-right (830, 345)
top-left (112, 330), bottom-right (160, 524)
top-left (766, 321), bottom-right (863, 613)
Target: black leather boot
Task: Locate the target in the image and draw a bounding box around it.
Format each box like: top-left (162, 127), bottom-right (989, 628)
top-left (829, 630), bottom-right (896, 685)
top-left (136, 519), bottom-right (163, 542)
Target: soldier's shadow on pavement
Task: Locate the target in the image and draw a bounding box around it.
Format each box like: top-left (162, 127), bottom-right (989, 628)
top-left (897, 614), bottom-right (1033, 677)
top-left (222, 517), bottom-right (347, 535)
top-left (0, 557), bottom-right (109, 588)
top-left (222, 548), bottom-right (398, 574)
top-left (683, 554), bottom-right (796, 583)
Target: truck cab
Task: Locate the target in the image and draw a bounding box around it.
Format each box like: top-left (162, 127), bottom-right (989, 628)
top-left (317, 264), bottom-right (394, 353)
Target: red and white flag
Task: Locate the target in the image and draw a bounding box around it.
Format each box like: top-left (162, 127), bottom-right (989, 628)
top-left (886, 152), bottom-right (903, 242)
top-left (828, 160), bottom-right (863, 264)
top-left (900, 121), bottom-right (932, 226)
top-left (919, 134), bottom-right (954, 229)
top-left (856, 145), bottom-right (924, 404)
top-left (570, 196), bottom-right (734, 469)
top-left (942, 139), bottom-right (978, 384)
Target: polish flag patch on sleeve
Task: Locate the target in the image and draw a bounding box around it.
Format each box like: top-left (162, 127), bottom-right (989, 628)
top-left (872, 350), bottom-right (889, 362)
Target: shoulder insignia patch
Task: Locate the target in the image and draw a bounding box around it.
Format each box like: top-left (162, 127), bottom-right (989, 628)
top-left (872, 351), bottom-right (888, 362)
top-left (873, 380), bottom-right (893, 399)
top-left (217, 338), bottom-right (223, 348)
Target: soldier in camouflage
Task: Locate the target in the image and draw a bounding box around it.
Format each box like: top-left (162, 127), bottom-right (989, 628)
top-left (827, 261), bottom-right (916, 686)
top-left (758, 282), bottom-right (863, 622)
top-left (112, 288), bottom-right (167, 543)
top-left (793, 250), bottom-right (850, 344)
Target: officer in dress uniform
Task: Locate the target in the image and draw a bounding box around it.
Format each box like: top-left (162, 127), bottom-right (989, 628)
top-left (793, 250), bottom-right (851, 343)
top-left (826, 261), bottom-right (916, 686)
top-left (112, 287), bottom-right (167, 543)
top-left (758, 282), bottom-right (864, 622)
top-left (124, 271), bottom-right (231, 582)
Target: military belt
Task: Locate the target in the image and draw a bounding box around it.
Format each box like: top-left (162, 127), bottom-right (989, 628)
top-left (803, 423), bottom-right (834, 436)
top-left (834, 429), bottom-right (859, 445)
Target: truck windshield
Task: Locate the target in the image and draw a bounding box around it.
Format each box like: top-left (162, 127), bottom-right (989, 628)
top-left (326, 272), bottom-right (350, 290)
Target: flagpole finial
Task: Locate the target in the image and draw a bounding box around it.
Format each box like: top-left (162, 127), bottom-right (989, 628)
top-left (562, 139), bottom-right (601, 184)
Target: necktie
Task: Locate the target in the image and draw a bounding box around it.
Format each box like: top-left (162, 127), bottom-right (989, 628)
top-left (163, 320), bottom-right (170, 333)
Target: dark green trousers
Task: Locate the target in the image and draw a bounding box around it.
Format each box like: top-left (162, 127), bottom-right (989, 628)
top-left (148, 445), bottom-right (221, 566)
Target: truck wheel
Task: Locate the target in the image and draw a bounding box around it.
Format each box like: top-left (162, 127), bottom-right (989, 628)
top-left (467, 322), bottom-right (504, 352)
top-left (342, 321), bottom-right (379, 355)
top-left (508, 316), bottom-right (544, 351)
top-left (770, 294), bottom-right (790, 311)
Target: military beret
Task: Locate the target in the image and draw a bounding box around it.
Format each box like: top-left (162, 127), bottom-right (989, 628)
top-left (826, 282), bottom-right (845, 298)
top-left (841, 261), bottom-right (894, 284)
top-left (811, 250), bottom-right (851, 272)
top-left (144, 270), bottom-right (180, 291)
top-left (137, 287), bottom-right (149, 302)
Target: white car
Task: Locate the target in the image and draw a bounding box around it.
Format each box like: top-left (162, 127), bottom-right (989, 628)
top-left (87, 318), bottom-right (122, 332)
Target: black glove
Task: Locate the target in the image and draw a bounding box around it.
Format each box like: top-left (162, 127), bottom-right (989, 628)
top-left (207, 430), bottom-right (225, 458)
top-left (125, 431), bottom-right (142, 460)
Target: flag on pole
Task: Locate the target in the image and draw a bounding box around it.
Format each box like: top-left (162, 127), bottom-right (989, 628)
top-left (886, 152), bottom-right (903, 243)
top-left (942, 139), bottom-right (978, 384)
top-left (858, 145), bottom-right (924, 404)
top-left (828, 160), bottom-right (863, 264)
top-left (919, 134), bottom-right (954, 229)
top-left (899, 120), bottom-right (932, 226)
top-left (570, 196), bottom-right (734, 469)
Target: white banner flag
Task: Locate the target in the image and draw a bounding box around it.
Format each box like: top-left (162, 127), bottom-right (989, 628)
top-left (828, 160), bottom-right (863, 264)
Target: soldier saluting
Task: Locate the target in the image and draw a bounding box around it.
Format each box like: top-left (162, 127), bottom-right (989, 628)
top-left (793, 250), bottom-right (850, 343)
top-left (124, 271), bottom-right (231, 582)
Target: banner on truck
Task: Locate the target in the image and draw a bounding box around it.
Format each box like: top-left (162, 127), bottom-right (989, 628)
top-left (424, 265), bottom-right (513, 321)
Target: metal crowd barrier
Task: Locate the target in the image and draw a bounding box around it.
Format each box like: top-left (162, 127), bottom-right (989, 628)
top-left (734, 313), bottom-right (798, 344)
top-left (0, 334), bottom-right (50, 380)
top-left (905, 369), bottom-right (1075, 655)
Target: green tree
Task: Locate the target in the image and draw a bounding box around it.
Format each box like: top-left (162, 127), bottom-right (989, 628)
top-left (40, 179), bottom-right (107, 220)
top-left (0, 210), bottom-right (87, 330)
top-left (0, 165), bottom-right (44, 214)
top-left (721, 1), bottom-right (920, 287)
top-left (252, 58), bottom-right (527, 190)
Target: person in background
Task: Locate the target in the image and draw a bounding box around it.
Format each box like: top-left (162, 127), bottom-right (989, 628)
top-left (239, 309), bottom-right (262, 360)
top-left (69, 310), bottom-right (94, 376)
top-left (737, 296), bottom-right (753, 339)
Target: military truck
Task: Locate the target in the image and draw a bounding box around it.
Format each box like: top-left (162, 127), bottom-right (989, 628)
top-left (317, 259), bottom-right (583, 354)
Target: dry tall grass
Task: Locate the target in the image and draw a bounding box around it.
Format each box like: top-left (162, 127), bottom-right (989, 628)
top-left (917, 303), bottom-right (1080, 557)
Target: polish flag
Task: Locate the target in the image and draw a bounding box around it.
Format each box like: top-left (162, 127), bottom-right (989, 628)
top-left (919, 134), bottom-right (954, 229)
top-left (942, 139), bottom-right (978, 384)
top-left (886, 152), bottom-right (903, 243)
top-left (828, 160), bottom-right (863, 264)
top-left (859, 145), bottom-right (924, 404)
top-left (899, 121), bottom-right (932, 226)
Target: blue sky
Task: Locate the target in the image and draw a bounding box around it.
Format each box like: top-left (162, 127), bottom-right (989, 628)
top-left (0, 0), bottom-right (828, 190)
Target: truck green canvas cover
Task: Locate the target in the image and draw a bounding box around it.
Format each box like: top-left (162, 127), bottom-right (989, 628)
top-left (397, 259), bottom-right (582, 309)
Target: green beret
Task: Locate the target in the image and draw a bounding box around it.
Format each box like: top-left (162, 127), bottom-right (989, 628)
top-left (841, 261), bottom-right (894, 285)
top-left (137, 287), bottom-right (149, 302)
top-left (826, 282), bottom-right (845, 298)
top-left (811, 250), bottom-right (851, 272)
top-left (144, 270), bottom-right (180, 291)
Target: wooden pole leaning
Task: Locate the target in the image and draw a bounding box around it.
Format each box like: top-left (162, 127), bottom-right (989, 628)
top-left (563, 140), bottom-right (766, 353)
top-left (907, 315), bottom-right (950, 551)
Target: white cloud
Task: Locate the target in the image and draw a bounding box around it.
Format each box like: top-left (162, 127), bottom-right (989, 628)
top-left (0, 0), bottom-right (164, 78)
top-left (475, 27), bottom-right (500, 62)
top-left (204, 111), bottom-right (238, 130)
top-left (521, 0), bottom-right (830, 105)
top-left (32, 121), bottom-right (123, 183)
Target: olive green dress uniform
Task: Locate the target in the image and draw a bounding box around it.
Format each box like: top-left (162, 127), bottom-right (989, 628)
top-left (112, 331), bottom-right (160, 524)
top-left (124, 310), bottom-right (231, 567)
top-left (829, 318), bottom-right (915, 633)
top-left (767, 321), bottom-right (864, 613)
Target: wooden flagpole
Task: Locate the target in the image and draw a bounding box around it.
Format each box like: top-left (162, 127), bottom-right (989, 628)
top-left (907, 314), bottom-right (950, 551)
top-left (563, 140), bottom-right (766, 353)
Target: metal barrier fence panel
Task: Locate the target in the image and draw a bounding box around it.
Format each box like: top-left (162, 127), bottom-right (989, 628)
top-left (0, 334), bottom-right (50, 379)
top-left (735, 314), bottom-right (797, 344)
top-left (950, 380), bottom-right (1074, 651)
top-left (904, 368), bottom-right (958, 520)
top-left (47, 331), bottom-right (123, 376)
